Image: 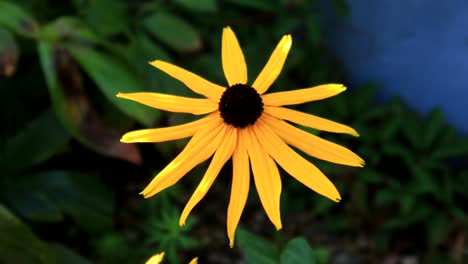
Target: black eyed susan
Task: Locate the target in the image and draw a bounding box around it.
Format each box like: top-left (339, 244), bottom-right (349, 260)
top-left (118, 27), bottom-right (364, 247)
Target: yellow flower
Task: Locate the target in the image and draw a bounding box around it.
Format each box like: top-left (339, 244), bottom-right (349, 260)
top-left (118, 27), bottom-right (364, 247)
top-left (145, 252), bottom-right (165, 264)
top-left (145, 252), bottom-right (198, 264)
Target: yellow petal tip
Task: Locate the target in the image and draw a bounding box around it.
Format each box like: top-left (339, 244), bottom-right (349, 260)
top-left (274, 223), bottom-right (283, 230)
top-left (120, 136), bottom-right (134, 143)
top-left (332, 192), bottom-right (342, 202)
top-left (282, 35), bottom-right (292, 52)
top-left (116, 93), bottom-right (132, 100)
top-left (148, 60), bottom-right (162, 67)
top-left (331, 84), bottom-right (346, 92)
top-left (139, 191), bottom-right (152, 198)
top-left (120, 132), bottom-right (131, 142)
top-left (360, 159), bottom-right (366, 167)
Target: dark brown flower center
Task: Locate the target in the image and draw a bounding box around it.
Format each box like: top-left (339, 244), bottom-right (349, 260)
top-left (218, 84), bottom-right (263, 128)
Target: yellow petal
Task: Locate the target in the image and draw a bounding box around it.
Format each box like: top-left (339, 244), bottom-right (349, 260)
top-left (222, 27), bottom-right (247, 86)
top-left (244, 127), bottom-right (282, 229)
top-left (255, 118), bottom-right (341, 202)
top-left (121, 113), bottom-right (219, 143)
top-left (189, 257), bottom-right (198, 264)
top-left (140, 118), bottom-right (225, 197)
top-left (262, 84), bottom-right (346, 106)
top-left (145, 252), bottom-right (165, 264)
top-left (252, 35), bottom-right (292, 94)
top-left (149, 60), bottom-right (225, 102)
top-left (264, 106), bottom-right (359, 137)
top-left (227, 129), bottom-right (250, 247)
top-left (263, 115), bottom-right (365, 167)
top-left (179, 127), bottom-right (237, 226)
top-left (117, 92), bottom-right (217, 115)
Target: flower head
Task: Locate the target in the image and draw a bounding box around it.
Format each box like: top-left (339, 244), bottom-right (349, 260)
top-left (118, 27), bottom-right (364, 247)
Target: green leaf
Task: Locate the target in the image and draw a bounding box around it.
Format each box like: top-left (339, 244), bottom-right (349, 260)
top-left (119, 33), bottom-right (172, 97)
top-left (351, 180), bottom-right (368, 213)
top-left (360, 168), bottom-right (383, 184)
top-left (3, 170), bottom-right (114, 233)
top-left (383, 205), bottom-right (430, 229)
top-left (431, 137), bottom-right (468, 159)
top-left (38, 42), bottom-right (141, 164)
top-left (436, 173), bottom-right (455, 203)
top-left (305, 16), bottom-right (322, 45)
top-left (179, 236), bottom-right (199, 249)
top-left (401, 112), bottom-right (425, 149)
top-left (32, 171), bottom-right (113, 234)
top-left (312, 247), bottom-right (331, 264)
top-left (399, 194), bottom-right (416, 215)
top-left (131, 33), bottom-right (171, 64)
top-left (357, 143), bottom-right (378, 164)
top-left (66, 45), bottom-right (157, 126)
top-left (454, 171), bottom-right (468, 198)
top-left (374, 231), bottom-right (390, 252)
top-left (3, 190), bottom-right (63, 222)
top-left (423, 109), bottom-right (444, 148)
top-left (280, 237), bottom-right (315, 264)
top-left (358, 106), bottom-right (387, 123)
top-left (426, 214), bottom-right (448, 248)
top-left (0, 109), bottom-right (69, 175)
top-left (0, 204), bottom-right (56, 263)
top-left (236, 228), bottom-right (278, 264)
top-left (81, 0), bottom-right (128, 36)
top-left (451, 206), bottom-right (467, 220)
top-left (0, 27), bottom-right (18, 76)
top-left (382, 142), bottom-right (412, 164)
top-left (95, 233), bottom-right (130, 263)
top-left (29, 171), bottom-right (114, 234)
top-left (409, 166), bottom-right (437, 195)
top-left (50, 243), bottom-right (93, 264)
top-left (41, 16), bottom-right (101, 44)
top-left (352, 84), bottom-right (377, 115)
top-left (143, 12), bottom-right (201, 53)
top-left (375, 189), bottom-right (397, 207)
top-left (313, 195), bottom-right (335, 215)
top-left (380, 117), bottom-right (400, 142)
top-left (225, 0), bottom-right (276, 11)
top-left (174, 0), bottom-right (217, 12)
top-left (0, 1), bottom-right (39, 37)
top-left (187, 53), bottom-right (224, 89)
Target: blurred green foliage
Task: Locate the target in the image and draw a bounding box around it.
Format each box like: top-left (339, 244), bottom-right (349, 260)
top-left (283, 84), bottom-right (468, 263)
top-left (0, 0), bottom-right (467, 263)
top-left (236, 228), bottom-right (330, 264)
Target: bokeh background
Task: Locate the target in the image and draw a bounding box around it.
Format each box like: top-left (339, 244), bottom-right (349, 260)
top-left (0, 0), bottom-right (467, 263)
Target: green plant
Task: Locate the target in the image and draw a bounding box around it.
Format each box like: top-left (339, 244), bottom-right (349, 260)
top-left (298, 84), bottom-right (468, 262)
top-left (235, 227), bottom-right (331, 264)
top-left (144, 207), bottom-right (198, 264)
